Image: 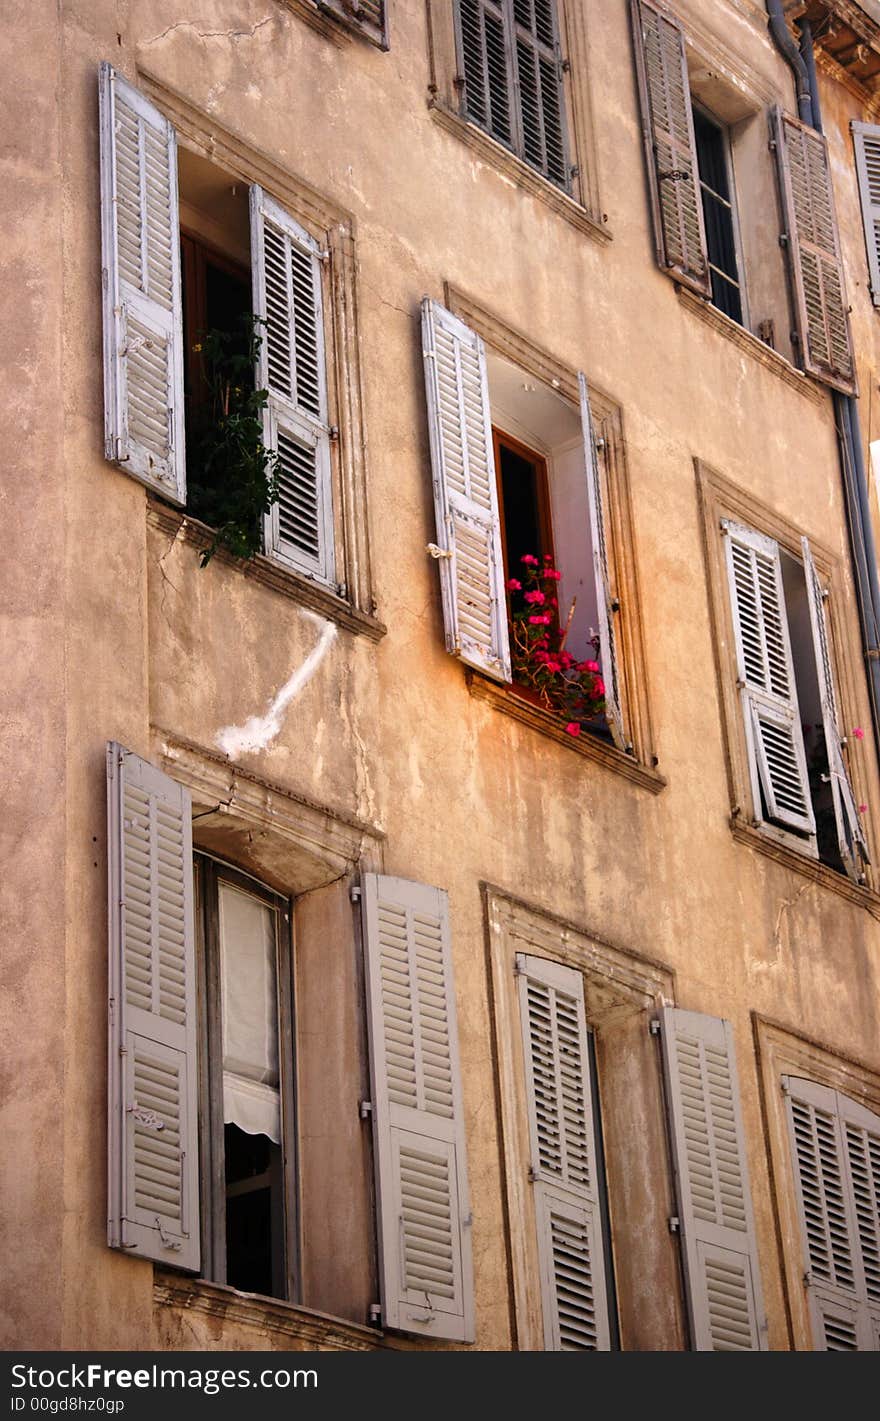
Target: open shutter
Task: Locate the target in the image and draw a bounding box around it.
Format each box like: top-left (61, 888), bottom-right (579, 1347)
top-left (579, 373), bottom-right (625, 751)
top-left (660, 1009), bottom-right (766, 1350)
top-left (801, 537), bottom-right (870, 883)
top-left (723, 520), bottom-right (815, 840)
top-left (421, 299), bottom-right (511, 682)
top-left (783, 1077), bottom-right (880, 1350)
top-left (455, 0), bottom-right (516, 150)
top-left (250, 186), bottom-right (334, 584)
top-left (772, 109), bottom-right (855, 393)
top-left (320, 0), bottom-right (388, 48)
top-left (852, 123), bottom-right (880, 307)
top-left (517, 954), bottom-right (611, 1351)
top-left (107, 743), bottom-right (199, 1271)
top-left (361, 873), bottom-right (474, 1340)
top-left (99, 64), bottom-right (186, 503)
top-left (630, 0), bottom-right (710, 295)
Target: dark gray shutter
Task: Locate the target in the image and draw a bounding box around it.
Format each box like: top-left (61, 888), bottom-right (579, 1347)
top-left (320, 0), bottom-right (388, 49)
top-left (250, 185), bottom-right (334, 584)
top-left (772, 108), bottom-right (855, 393)
top-left (852, 122), bottom-right (880, 307)
top-left (659, 1008), bottom-right (767, 1350)
top-left (511, 0), bottom-right (569, 189)
top-left (579, 373), bottom-right (625, 752)
top-left (107, 743), bottom-right (199, 1272)
top-left (517, 954), bottom-right (611, 1350)
top-left (99, 64), bottom-right (186, 503)
top-left (630, 0), bottom-right (710, 295)
top-left (456, 0), bottom-right (516, 149)
top-left (361, 874), bottom-right (475, 1341)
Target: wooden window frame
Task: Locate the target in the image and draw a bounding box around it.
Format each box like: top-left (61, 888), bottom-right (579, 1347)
top-left (492, 424), bottom-right (557, 640)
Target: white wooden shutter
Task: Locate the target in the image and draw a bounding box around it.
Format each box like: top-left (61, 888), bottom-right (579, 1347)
top-left (659, 1008), bottom-right (767, 1351)
top-left (320, 0), bottom-right (388, 48)
top-left (517, 954), bottom-right (611, 1351)
top-left (361, 873), bottom-right (474, 1340)
top-left (801, 537), bottom-right (870, 883)
top-left (579, 373), bottom-right (626, 752)
top-left (722, 520), bottom-right (815, 840)
top-left (421, 299), bottom-right (511, 682)
top-left (784, 1077), bottom-right (880, 1350)
top-left (853, 122), bottom-right (880, 308)
top-left (772, 109), bottom-right (855, 394)
top-left (107, 743), bottom-right (199, 1271)
top-left (630, 0), bottom-right (710, 296)
top-left (250, 185), bottom-right (334, 584)
top-left (99, 64), bottom-right (186, 502)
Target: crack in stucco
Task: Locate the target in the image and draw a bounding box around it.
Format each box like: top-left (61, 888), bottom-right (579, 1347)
top-left (143, 16), bottom-right (276, 47)
top-left (772, 881), bottom-right (813, 959)
top-left (155, 522), bottom-right (185, 633)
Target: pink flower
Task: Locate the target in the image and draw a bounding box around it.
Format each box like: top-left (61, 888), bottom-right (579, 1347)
top-left (559, 651), bottom-right (574, 668)
top-left (852, 726), bottom-right (865, 740)
top-left (543, 569), bottom-right (562, 581)
top-left (523, 590), bottom-right (546, 605)
top-left (859, 804), bottom-right (868, 815)
top-left (521, 554), bottom-right (539, 566)
top-left (579, 660), bottom-right (600, 674)
top-left (528, 614), bottom-right (551, 625)
top-left (506, 578), bottom-right (522, 591)
top-left (565, 722), bottom-right (581, 737)
top-left (544, 554), bottom-right (554, 562)
top-left (593, 677), bottom-right (605, 697)
top-left (544, 660), bottom-right (561, 674)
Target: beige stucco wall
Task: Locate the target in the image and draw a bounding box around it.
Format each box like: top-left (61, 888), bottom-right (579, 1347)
top-left (3, 0), bottom-right (880, 1352)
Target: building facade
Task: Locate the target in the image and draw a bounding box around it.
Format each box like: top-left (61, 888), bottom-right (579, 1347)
top-left (3, 0), bottom-right (880, 1351)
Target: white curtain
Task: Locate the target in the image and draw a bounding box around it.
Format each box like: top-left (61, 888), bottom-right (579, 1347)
top-left (219, 881), bottom-right (281, 1143)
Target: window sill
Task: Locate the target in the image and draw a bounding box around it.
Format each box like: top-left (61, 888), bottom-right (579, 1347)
top-left (467, 672), bottom-right (666, 794)
top-left (280, 0), bottom-right (349, 46)
top-left (428, 100), bottom-right (611, 247)
top-left (154, 1272), bottom-right (387, 1350)
top-left (731, 818), bottom-right (880, 916)
top-left (147, 498), bottom-right (386, 642)
top-left (676, 286), bottom-right (823, 406)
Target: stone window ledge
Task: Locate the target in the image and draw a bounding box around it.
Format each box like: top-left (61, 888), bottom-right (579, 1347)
top-left (731, 818), bottom-right (880, 916)
top-left (154, 1273), bottom-right (385, 1351)
top-left (677, 286), bottom-right (823, 405)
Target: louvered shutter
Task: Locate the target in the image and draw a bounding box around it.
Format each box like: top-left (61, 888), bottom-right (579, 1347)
top-left (320, 0), bottom-right (388, 48)
top-left (361, 873), bottom-right (474, 1340)
top-left (99, 64), bottom-right (186, 503)
top-left (630, 1), bottom-right (710, 296)
top-left (659, 1009), bottom-right (767, 1350)
top-left (421, 299), bottom-right (511, 682)
top-left (772, 109), bottom-right (855, 393)
top-left (517, 954), bottom-right (611, 1351)
top-left (783, 1077), bottom-right (880, 1350)
top-left (107, 743), bottom-right (199, 1271)
top-left (722, 521), bottom-right (815, 839)
top-left (801, 537), bottom-right (870, 882)
top-left (852, 123), bottom-right (880, 307)
top-left (456, 0), bottom-right (516, 151)
top-left (511, 0), bottom-right (569, 189)
top-left (250, 186), bottom-right (334, 584)
top-left (579, 373), bottom-right (625, 752)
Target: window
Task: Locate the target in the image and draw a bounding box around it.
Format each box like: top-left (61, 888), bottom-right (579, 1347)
top-left (315, 0), bottom-right (388, 48)
top-left (692, 106), bottom-right (743, 326)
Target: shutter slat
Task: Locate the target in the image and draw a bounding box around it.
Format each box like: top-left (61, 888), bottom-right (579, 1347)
top-left (320, 0), bottom-right (388, 49)
top-left (579, 374), bottom-right (626, 750)
top-left (853, 123), bottom-right (880, 306)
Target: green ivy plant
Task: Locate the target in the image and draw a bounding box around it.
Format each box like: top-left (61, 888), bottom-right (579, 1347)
top-left (187, 314), bottom-right (280, 567)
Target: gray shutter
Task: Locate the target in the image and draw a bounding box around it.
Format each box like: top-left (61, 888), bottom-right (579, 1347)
top-left (783, 1077), bottom-right (880, 1350)
top-left (99, 64), bottom-right (186, 503)
top-left (421, 299), bottom-right (511, 683)
top-left (517, 954), bottom-right (611, 1351)
top-left (107, 743), bottom-right (199, 1272)
top-left (320, 0), bottom-right (388, 48)
top-left (579, 373), bottom-right (625, 752)
top-left (801, 537), bottom-right (870, 883)
top-left (630, 0), bottom-right (710, 296)
top-left (852, 122), bottom-right (880, 307)
top-left (250, 185), bottom-right (334, 584)
top-left (659, 1008), bottom-right (767, 1350)
top-left (511, 0), bottom-right (570, 189)
top-left (722, 520), bottom-right (815, 840)
top-left (455, 0), bottom-right (516, 150)
top-left (772, 109), bottom-right (855, 393)
top-left (361, 873), bottom-right (474, 1341)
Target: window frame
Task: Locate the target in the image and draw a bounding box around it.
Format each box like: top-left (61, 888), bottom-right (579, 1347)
top-left (691, 100), bottom-right (748, 329)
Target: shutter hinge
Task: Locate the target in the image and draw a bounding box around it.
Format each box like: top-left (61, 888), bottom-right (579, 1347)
top-left (803, 1269), bottom-right (813, 1288)
top-left (318, 248), bottom-right (330, 264)
top-left (427, 542), bottom-right (453, 560)
top-left (649, 1017), bottom-right (661, 1036)
top-left (781, 1079), bottom-right (791, 1096)
top-left (368, 1303), bottom-right (382, 1326)
top-left (527, 1165), bottom-right (538, 1182)
top-left (329, 425), bottom-right (339, 441)
top-left (610, 597), bottom-right (620, 613)
top-left (668, 1215), bottom-right (681, 1234)
top-left (462, 1212), bottom-right (473, 1228)
top-left (561, 57), bottom-right (571, 74)
top-left (570, 164), bottom-right (580, 179)
top-left (350, 884), bottom-right (362, 903)
top-left (359, 1099), bottom-right (373, 1119)
top-left (595, 436), bottom-right (606, 452)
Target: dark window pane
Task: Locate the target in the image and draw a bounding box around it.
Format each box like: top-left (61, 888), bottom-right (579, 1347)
top-left (692, 107), bottom-right (743, 326)
top-left (224, 1123), bottom-right (285, 1299)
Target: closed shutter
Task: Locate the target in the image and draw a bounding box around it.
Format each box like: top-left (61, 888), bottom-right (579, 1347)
top-left (630, 0), bottom-right (710, 296)
top-left (421, 299), bottom-right (511, 683)
top-left (659, 1008), bottom-right (767, 1350)
top-left (772, 109), bottom-right (855, 393)
top-left (456, 0), bottom-right (516, 149)
top-left (801, 537), bottom-right (870, 883)
top-left (511, 0), bottom-right (569, 189)
top-left (250, 185), bottom-right (334, 584)
top-left (517, 954), bottom-right (611, 1351)
top-left (361, 873), bottom-right (474, 1340)
top-left (320, 0), bottom-right (388, 48)
top-left (99, 64), bottom-right (186, 503)
top-left (783, 1077), bottom-right (880, 1350)
top-left (722, 520), bottom-right (815, 840)
top-left (107, 743), bottom-right (199, 1271)
top-left (579, 373), bottom-right (625, 752)
top-left (852, 123), bottom-right (880, 307)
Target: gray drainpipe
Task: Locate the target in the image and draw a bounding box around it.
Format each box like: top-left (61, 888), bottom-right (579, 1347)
top-left (766, 2), bottom-right (880, 747)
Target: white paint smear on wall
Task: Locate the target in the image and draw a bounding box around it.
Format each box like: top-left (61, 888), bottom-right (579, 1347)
top-left (216, 613), bottom-right (337, 758)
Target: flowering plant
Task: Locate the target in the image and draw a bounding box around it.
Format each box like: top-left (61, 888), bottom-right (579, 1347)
top-left (509, 555), bottom-right (606, 737)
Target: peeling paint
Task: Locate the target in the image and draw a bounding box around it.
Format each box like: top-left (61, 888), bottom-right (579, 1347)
top-left (216, 613), bottom-right (337, 758)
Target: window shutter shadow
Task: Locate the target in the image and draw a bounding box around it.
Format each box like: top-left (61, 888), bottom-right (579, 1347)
top-left (421, 298), bottom-right (511, 683)
top-left (361, 873), bottom-right (475, 1341)
top-left (629, 1), bottom-right (710, 295)
top-left (579, 373), bottom-right (626, 752)
top-left (852, 122), bottom-right (880, 308)
top-left (250, 185), bottom-right (334, 584)
top-left (107, 743), bottom-right (199, 1272)
top-left (772, 108), bottom-right (856, 393)
top-left (99, 64), bottom-right (186, 503)
top-left (659, 1008), bottom-right (767, 1350)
